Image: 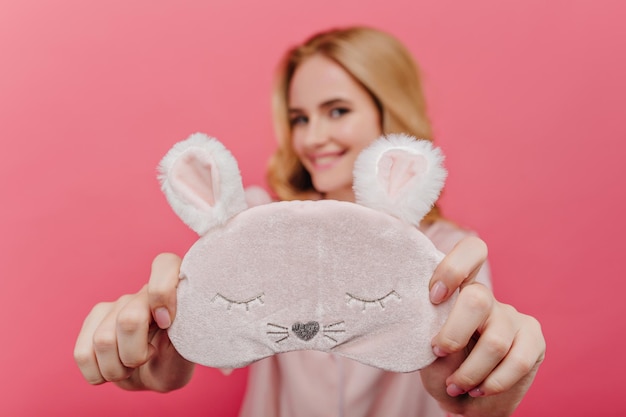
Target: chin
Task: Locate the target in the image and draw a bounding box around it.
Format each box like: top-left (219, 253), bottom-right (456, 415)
top-left (312, 181), bottom-right (353, 201)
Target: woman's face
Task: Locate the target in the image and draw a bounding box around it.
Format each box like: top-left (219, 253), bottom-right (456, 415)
top-left (288, 54), bottom-right (382, 201)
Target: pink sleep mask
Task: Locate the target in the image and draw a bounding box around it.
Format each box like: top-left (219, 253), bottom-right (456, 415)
top-left (158, 133), bottom-right (455, 372)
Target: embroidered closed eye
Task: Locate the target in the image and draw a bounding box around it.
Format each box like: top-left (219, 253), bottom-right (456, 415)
top-left (346, 290), bottom-right (400, 311)
top-left (212, 293), bottom-right (264, 311)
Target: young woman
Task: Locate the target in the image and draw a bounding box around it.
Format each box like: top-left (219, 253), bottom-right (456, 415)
top-left (74, 26), bottom-right (545, 417)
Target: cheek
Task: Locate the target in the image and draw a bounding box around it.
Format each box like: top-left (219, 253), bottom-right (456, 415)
top-left (291, 135), bottom-right (305, 159)
top-left (340, 121), bottom-right (381, 150)
top-left (337, 111), bottom-right (381, 144)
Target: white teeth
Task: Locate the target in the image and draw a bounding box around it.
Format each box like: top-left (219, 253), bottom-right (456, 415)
top-left (314, 155), bottom-right (339, 165)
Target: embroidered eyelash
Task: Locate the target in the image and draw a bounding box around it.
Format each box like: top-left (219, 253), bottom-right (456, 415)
top-left (345, 290), bottom-right (400, 311)
top-left (212, 293), bottom-right (265, 311)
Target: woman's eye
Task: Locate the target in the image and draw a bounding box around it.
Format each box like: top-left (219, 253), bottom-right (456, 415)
top-left (346, 290), bottom-right (400, 311)
top-left (329, 107), bottom-right (350, 118)
top-left (289, 115), bottom-right (308, 127)
top-left (212, 293), bottom-right (265, 312)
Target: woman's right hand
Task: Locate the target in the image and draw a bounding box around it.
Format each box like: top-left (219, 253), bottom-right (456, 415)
top-left (73, 253), bottom-right (195, 392)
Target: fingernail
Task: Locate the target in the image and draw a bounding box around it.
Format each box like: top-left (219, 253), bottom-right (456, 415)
top-left (430, 281), bottom-right (448, 304)
top-left (469, 388), bottom-right (485, 397)
top-left (446, 384), bottom-right (466, 397)
top-left (433, 345), bottom-right (448, 357)
top-left (155, 307), bottom-right (171, 329)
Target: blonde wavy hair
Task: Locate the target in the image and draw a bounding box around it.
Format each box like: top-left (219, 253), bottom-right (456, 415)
top-left (267, 26), bottom-right (442, 221)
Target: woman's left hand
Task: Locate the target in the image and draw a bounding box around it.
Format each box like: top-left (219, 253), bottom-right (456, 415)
top-left (421, 236), bottom-right (546, 417)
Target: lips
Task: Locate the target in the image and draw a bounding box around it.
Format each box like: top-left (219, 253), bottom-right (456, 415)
top-left (309, 151), bottom-right (346, 170)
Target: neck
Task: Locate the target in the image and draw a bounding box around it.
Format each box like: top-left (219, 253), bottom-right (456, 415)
top-left (322, 188), bottom-right (356, 202)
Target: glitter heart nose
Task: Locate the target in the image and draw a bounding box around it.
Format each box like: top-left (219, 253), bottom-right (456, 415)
top-left (292, 321), bottom-right (320, 341)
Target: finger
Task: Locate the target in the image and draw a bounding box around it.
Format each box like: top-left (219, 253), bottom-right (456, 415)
top-left (469, 314), bottom-right (545, 397)
top-left (445, 303), bottom-right (517, 395)
top-left (92, 295), bottom-right (134, 382)
top-left (432, 283), bottom-right (493, 357)
top-left (430, 236), bottom-right (488, 304)
top-left (74, 302), bottom-right (113, 385)
top-left (116, 287), bottom-right (157, 368)
top-left (148, 253), bottom-right (182, 329)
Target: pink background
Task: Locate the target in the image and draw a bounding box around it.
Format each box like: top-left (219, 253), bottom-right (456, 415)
top-left (1, 1), bottom-right (624, 416)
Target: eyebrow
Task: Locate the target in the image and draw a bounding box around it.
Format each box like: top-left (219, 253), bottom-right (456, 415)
top-left (288, 98), bottom-right (350, 114)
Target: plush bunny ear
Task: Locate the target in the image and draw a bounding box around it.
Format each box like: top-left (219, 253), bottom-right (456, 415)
top-left (158, 133), bottom-right (247, 235)
top-left (353, 133), bottom-right (447, 225)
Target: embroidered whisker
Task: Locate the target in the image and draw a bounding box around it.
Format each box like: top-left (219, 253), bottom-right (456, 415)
top-left (322, 321), bottom-right (345, 344)
top-left (267, 323), bottom-right (288, 330)
top-left (324, 321), bottom-right (345, 328)
top-left (267, 323), bottom-right (290, 343)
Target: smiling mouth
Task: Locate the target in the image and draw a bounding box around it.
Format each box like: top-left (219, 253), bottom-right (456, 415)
top-left (310, 152), bottom-right (345, 170)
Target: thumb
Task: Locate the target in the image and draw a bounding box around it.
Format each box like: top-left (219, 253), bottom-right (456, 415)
top-left (421, 349), bottom-right (469, 402)
top-left (148, 252), bottom-right (182, 329)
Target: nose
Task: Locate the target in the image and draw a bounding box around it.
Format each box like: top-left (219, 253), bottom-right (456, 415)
top-left (302, 117), bottom-right (329, 148)
top-left (291, 321), bottom-right (319, 341)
